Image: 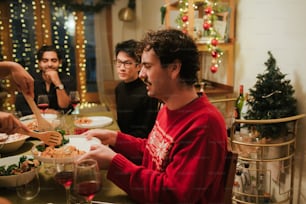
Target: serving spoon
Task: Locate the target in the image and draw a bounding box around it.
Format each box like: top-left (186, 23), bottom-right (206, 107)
top-left (16, 128), bottom-right (62, 146)
top-left (22, 92), bottom-right (53, 131)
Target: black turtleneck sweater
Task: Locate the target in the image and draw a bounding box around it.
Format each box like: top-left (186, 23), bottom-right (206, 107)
top-left (115, 78), bottom-right (158, 138)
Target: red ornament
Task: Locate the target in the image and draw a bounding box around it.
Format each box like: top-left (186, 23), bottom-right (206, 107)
top-left (182, 29), bottom-right (188, 34)
top-left (182, 15), bottom-right (188, 22)
top-left (210, 65), bottom-right (218, 73)
top-left (211, 50), bottom-right (218, 58)
top-left (211, 39), bottom-right (218, 46)
top-left (205, 7), bottom-right (212, 15)
top-left (203, 22), bottom-right (211, 30)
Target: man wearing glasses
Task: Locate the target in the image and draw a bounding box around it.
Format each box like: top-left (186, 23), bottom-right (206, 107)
top-left (114, 39), bottom-right (158, 138)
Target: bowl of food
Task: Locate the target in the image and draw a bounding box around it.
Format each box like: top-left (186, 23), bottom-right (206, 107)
top-left (0, 155), bottom-right (41, 187)
top-left (0, 133), bottom-right (29, 153)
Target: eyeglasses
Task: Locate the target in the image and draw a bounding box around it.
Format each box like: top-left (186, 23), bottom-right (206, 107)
top-left (114, 59), bottom-right (137, 69)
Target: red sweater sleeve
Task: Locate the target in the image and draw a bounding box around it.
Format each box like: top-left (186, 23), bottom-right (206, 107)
top-left (112, 132), bottom-right (147, 164)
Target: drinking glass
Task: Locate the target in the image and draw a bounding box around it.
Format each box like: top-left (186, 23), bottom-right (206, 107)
top-left (54, 160), bottom-right (75, 204)
top-left (74, 159), bottom-right (101, 203)
top-left (37, 94), bottom-right (49, 115)
top-left (16, 169), bottom-right (40, 200)
top-left (69, 91), bottom-right (80, 115)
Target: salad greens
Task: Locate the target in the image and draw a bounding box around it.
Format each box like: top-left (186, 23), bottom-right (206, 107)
top-left (35, 129), bottom-right (69, 152)
top-left (0, 155), bottom-right (40, 176)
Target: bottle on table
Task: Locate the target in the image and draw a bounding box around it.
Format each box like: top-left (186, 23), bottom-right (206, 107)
top-left (234, 85), bottom-right (245, 132)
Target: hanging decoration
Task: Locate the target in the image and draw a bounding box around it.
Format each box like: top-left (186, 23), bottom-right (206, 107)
top-left (53, 0), bottom-right (115, 13)
top-left (203, 1), bottom-right (223, 74)
top-left (176, 0), bottom-right (189, 34)
top-left (176, 0), bottom-right (223, 74)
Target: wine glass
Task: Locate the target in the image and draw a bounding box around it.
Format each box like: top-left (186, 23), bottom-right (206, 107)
top-left (37, 94), bottom-right (49, 115)
top-left (74, 159), bottom-right (101, 203)
top-left (69, 91), bottom-right (80, 115)
top-left (16, 169), bottom-right (40, 200)
top-left (54, 160), bottom-right (75, 204)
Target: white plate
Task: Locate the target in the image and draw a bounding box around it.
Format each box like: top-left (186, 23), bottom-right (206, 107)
top-left (19, 114), bottom-right (35, 122)
top-left (20, 114), bottom-right (60, 130)
top-left (31, 135), bottom-right (101, 163)
top-left (42, 113), bottom-right (58, 120)
top-left (74, 116), bottom-right (113, 128)
top-left (20, 114), bottom-right (58, 121)
top-left (0, 155), bottom-right (38, 187)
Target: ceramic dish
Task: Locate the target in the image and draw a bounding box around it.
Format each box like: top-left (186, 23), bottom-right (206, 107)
top-left (74, 116), bottom-right (113, 128)
top-left (0, 133), bottom-right (29, 153)
top-left (20, 113), bottom-right (58, 121)
top-left (31, 135), bottom-right (101, 163)
top-left (0, 155), bottom-right (38, 187)
top-left (20, 114), bottom-right (60, 130)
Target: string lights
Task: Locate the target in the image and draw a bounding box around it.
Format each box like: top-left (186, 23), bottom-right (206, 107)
top-left (0, 0), bottom-right (89, 110)
top-left (74, 12), bottom-right (87, 103)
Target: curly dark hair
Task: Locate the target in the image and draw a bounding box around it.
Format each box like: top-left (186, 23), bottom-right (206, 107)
top-left (138, 29), bottom-right (199, 85)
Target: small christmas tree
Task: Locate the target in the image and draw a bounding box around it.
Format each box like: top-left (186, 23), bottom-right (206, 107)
top-left (245, 51), bottom-right (297, 139)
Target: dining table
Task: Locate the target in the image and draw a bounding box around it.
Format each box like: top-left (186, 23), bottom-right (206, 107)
top-left (0, 106), bottom-right (136, 204)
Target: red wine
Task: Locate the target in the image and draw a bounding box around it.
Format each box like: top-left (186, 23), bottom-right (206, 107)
top-left (76, 181), bottom-right (101, 200)
top-left (54, 171), bottom-right (73, 188)
top-left (71, 100), bottom-right (80, 109)
top-left (38, 103), bottom-right (49, 111)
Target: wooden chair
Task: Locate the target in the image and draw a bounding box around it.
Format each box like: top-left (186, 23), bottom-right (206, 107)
top-left (223, 138), bottom-right (238, 204)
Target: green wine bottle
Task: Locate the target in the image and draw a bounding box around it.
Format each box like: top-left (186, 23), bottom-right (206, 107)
top-left (234, 85), bottom-right (245, 132)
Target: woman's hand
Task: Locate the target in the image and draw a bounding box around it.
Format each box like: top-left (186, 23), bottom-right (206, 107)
top-left (82, 129), bottom-right (118, 146)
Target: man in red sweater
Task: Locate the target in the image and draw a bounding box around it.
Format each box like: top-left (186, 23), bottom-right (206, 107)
top-left (80, 29), bottom-right (228, 203)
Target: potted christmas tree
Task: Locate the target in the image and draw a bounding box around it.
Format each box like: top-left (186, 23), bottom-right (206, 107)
top-left (232, 51), bottom-right (304, 203)
top-left (245, 51), bottom-right (298, 140)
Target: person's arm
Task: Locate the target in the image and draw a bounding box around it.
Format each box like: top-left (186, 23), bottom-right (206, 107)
top-left (0, 111), bottom-right (30, 134)
top-left (0, 61), bottom-right (34, 97)
top-left (44, 70), bottom-right (70, 108)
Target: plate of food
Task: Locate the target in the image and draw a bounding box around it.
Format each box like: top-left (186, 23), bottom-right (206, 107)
top-left (0, 155), bottom-right (41, 187)
top-left (20, 113), bottom-right (58, 121)
top-left (20, 114), bottom-right (60, 130)
top-left (0, 133), bottom-right (30, 153)
top-left (74, 116), bottom-right (113, 128)
top-left (31, 135), bottom-right (101, 163)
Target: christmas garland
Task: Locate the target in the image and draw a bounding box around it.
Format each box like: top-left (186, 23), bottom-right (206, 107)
top-left (53, 0), bottom-right (115, 12)
top-left (176, 0), bottom-right (224, 74)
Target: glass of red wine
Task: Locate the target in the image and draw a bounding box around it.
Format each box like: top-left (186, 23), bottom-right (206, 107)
top-left (69, 91), bottom-right (80, 115)
top-left (37, 94), bottom-right (49, 115)
top-left (54, 160), bottom-right (75, 204)
top-left (74, 159), bottom-right (101, 203)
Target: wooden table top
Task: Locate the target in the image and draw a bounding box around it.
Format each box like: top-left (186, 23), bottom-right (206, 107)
top-left (0, 110), bottom-right (135, 204)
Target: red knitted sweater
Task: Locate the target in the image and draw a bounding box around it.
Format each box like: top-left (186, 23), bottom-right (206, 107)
top-left (108, 95), bottom-right (227, 204)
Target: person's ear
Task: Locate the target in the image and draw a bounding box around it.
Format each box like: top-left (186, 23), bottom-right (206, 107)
top-left (169, 59), bottom-right (181, 78)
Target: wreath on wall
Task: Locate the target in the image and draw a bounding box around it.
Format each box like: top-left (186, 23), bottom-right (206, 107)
top-left (53, 0), bottom-right (115, 12)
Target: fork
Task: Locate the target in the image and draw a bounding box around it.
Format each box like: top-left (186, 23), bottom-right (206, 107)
top-left (17, 129), bottom-right (62, 146)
